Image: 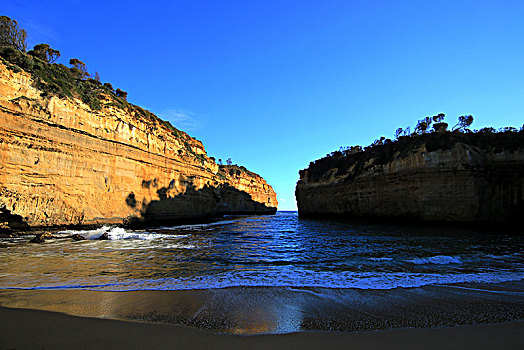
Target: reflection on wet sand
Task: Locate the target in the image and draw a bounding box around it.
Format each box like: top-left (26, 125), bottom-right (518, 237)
top-left (0, 282), bottom-right (523, 335)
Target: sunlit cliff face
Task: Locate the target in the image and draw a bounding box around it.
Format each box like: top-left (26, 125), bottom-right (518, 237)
top-left (0, 60), bottom-right (277, 227)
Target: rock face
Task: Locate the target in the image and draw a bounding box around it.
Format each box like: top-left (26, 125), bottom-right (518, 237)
top-left (296, 132), bottom-right (524, 224)
top-left (0, 59), bottom-right (277, 228)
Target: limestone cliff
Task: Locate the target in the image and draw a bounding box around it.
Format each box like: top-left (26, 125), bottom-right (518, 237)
top-left (0, 59), bottom-right (277, 229)
top-left (296, 132), bottom-right (524, 224)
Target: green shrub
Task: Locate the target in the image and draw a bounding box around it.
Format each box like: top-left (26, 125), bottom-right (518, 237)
top-left (87, 78), bottom-right (102, 86)
top-left (115, 88), bottom-right (127, 99)
top-left (28, 43), bottom-right (60, 63)
top-left (0, 32), bottom-right (195, 139)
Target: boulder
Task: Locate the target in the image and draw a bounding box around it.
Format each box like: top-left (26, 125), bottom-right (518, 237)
top-left (41, 232), bottom-right (55, 239)
top-left (30, 233), bottom-right (46, 243)
top-left (71, 234), bottom-right (86, 241)
top-left (30, 232), bottom-right (56, 243)
top-left (0, 232), bottom-right (18, 238)
top-left (98, 232), bottom-right (109, 240)
top-left (0, 222), bottom-right (10, 235)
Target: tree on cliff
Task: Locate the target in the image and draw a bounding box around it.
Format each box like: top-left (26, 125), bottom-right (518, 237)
top-left (116, 88), bottom-right (128, 100)
top-left (226, 158), bottom-right (232, 166)
top-left (432, 113), bottom-right (447, 132)
top-left (69, 58), bottom-right (89, 79)
top-left (348, 145), bottom-right (363, 154)
top-left (414, 116), bottom-right (433, 134)
top-left (453, 115), bottom-right (474, 131)
top-left (0, 16), bottom-right (27, 51)
top-left (28, 43), bottom-right (60, 63)
top-left (371, 136), bottom-right (386, 146)
top-left (432, 113), bottom-right (445, 123)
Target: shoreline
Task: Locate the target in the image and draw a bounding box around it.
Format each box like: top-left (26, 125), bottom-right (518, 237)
top-left (0, 212), bottom-right (279, 236)
top-left (4, 211), bottom-right (522, 236)
top-left (0, 283), bottom-right (522, 334)
top-left (1, 306), bottom-right (522, 349)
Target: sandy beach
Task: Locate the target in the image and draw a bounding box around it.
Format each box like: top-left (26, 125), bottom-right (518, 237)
top-left (1, 286), bottom-right (523, 349)
top-left (0, 306), bottom-right (522, 350)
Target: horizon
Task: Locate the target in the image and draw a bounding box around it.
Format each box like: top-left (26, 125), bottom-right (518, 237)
top-left (3, 0), bottom-right (524, 210)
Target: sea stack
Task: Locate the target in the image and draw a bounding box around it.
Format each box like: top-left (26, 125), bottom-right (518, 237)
top-left (0, 57), bottom-right (277, 229)
top-left (296, 131), bottom-right (524, 225)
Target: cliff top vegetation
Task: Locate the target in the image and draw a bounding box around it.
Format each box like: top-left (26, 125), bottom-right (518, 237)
top-left (301, 113), bottom-right (524, 183)
top-left (218, 164), bottom-right (262, 180)
top-left (1, 16), bottom-right (200, 141)
top-left (0, 16), bottom-right (214, 164)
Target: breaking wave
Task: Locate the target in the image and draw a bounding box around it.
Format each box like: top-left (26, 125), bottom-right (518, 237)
top-left (5, 270), bottom-right (523, 291)
top-left (59, 226), bottom-right (189, 241)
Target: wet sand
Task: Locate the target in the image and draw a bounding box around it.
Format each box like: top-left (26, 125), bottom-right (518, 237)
top-left (1, 306), bottom-right (523, 350)
top-left (0, 284), bottom-right (522, 349)
top-left (1, 283), bottom-right (523, 334)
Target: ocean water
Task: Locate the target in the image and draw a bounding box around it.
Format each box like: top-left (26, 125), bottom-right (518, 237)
top-left (0, 211), bottom-right (523, 291)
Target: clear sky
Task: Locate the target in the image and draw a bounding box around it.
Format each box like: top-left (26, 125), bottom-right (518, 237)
top-left (2, 0), bottom-right (523, 210)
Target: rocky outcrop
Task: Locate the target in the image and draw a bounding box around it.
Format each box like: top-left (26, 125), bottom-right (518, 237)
top-left (0, 59), bottom-right (277, 229)
top-left (71, 234), bottom-right (86, 241)
top-left (30, 232), bottom-right (54, 243)
top-left (296, 132), bottom-right (524, 224)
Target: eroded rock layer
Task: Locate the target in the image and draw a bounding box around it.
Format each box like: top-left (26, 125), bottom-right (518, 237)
top-left (0, 60), bottom-right (277, 228)
top-left (296, 132), bottom-right (524, 224)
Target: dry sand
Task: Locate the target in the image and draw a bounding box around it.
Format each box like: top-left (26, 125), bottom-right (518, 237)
top-left (1, 306), bottom-right (522, 350)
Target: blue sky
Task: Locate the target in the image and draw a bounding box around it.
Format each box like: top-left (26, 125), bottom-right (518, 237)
top-left (3, 0), bottom-right (523, 210)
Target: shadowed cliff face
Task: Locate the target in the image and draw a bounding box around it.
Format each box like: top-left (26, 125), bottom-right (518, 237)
top-left (136, 183), bottom-right (276, 225)
top-left (0, 204), bottom-right (29, 231)
top-left (296, 132), bottom-right (524, 225)
top-left (0, 60), bottom-right (277, 228)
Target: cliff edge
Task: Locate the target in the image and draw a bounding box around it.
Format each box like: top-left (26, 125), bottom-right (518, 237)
top-left (296, 131), bottom-right (523, 225)
top-left (0, 57), bottom-right (277, 229)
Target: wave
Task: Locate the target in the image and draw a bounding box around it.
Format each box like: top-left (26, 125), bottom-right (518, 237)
top-left (5, 270), bottom-right (523, 292)
top-left (408, 255), bottom-right (462, 265)
top-left (485, 253), bottom-right (523, 260)
top-left (59, 226), bottom-right (189, 241)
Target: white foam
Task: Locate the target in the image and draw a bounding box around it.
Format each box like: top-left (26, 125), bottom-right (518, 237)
top-left (12, 270), bottom-right (523, 292)
top-left (60, 225), bottom-right (111, 239)
top-left (59, 226), bottom-right (189, 241)
top-left (409, 255), bottom-right (462, 265)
